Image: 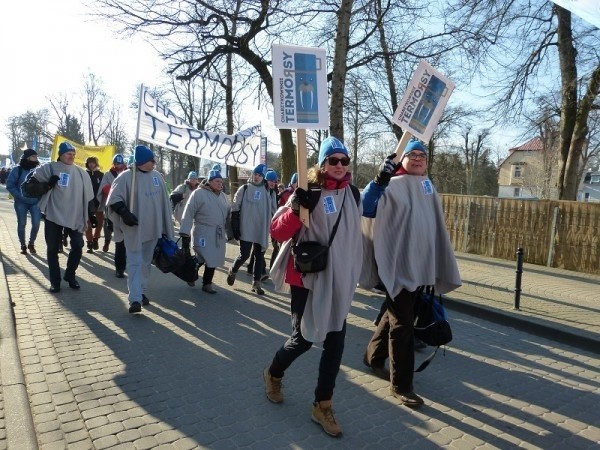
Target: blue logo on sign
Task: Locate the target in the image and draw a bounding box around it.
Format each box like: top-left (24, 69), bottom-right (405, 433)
top-left (294, 53), bottom-right (320, 124)
top-left (410, 75), bottom-right (447, 134)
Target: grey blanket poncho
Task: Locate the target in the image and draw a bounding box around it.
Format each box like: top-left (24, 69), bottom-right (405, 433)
top-left (107, 168), bottom-right (174, 251)
top-left (179, 185), bottom-right (231, 267)
top-left (232, 182), bottom-right (276, 250)
top-left (359, 175), bottom-right (461, 298)
top-left (34, 161), bottom-right (94, 233)
top-left (270, 186), bottom-right (363, 342)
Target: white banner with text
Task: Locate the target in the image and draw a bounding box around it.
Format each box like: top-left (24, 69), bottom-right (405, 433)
top-left (138, 88), bottom-right (263, 169)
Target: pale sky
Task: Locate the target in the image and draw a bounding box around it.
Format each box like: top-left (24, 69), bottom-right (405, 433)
top-left (0, 0), bottom-right (166, 156)
top-left (1, 0), bottom-right (523, 161)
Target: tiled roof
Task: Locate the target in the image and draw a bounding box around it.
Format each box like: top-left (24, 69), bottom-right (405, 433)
top-left (509, 137), bottom-right (543, 152)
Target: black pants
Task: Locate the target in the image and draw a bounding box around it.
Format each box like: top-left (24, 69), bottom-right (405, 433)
top-left (115, 240), bottom-right (126, 273)
top-left (45, 219), bottom-right (84, 284)
top-left (365, 288), bottom-right (418, 393)
top-left (202, 267), bottom-right (215, 285)
top-left (269, 286), bottom-right (346, 402)
top-left (233, 240), bottom-right (264, 282)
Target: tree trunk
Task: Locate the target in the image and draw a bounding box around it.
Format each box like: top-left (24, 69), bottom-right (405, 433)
top-left (329, 0), bottom-right (354, 140)
top-left (562, 64), bottom-right (600, 199)
top-left (376, 0), bottom-right (402, 140)
top-left (555, 6), bottom-right (578, 199)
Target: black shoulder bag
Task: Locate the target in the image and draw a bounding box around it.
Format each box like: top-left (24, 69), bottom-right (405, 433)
top-left (292, 190), bottom-right (347, 274)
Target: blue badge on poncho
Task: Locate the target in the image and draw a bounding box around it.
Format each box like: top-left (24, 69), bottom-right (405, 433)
top-left (59, 173), bottom-right (69, 187)
top-left (153, 176), bottom-right (159, 186)
top-left (422, 180), bottom-right (433, 195)
top-left (323, 196), bottom-right (337, 214)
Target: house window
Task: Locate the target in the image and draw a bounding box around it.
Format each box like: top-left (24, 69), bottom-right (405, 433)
top-left (513, 188), bottom-right (521, 197)
top-left (514, 165), bottom-right (522, 178)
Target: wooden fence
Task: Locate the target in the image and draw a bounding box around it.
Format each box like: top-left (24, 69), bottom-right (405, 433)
top-left (440, 195), bottom-right (600, 275)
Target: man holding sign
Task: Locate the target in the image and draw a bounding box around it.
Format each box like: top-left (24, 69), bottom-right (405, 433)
top-left (359, 62), bottom-right (461, 408)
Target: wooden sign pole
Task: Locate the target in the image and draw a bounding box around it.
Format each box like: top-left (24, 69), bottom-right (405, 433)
top-left (296, 128), bottom-right (309, 227)
top-left (392, 131), bottom-right (413, 165)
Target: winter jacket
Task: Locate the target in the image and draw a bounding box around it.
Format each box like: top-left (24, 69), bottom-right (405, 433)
top-left (6, 165), bottom-right (39, 205)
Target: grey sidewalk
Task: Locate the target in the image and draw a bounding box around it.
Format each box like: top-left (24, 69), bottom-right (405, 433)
top-left (1, 185), bottom-right (599, 449)
top-left (447, 251), bottom-right (600, 352)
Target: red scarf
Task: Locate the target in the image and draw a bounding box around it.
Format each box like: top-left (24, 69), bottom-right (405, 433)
top-left (322, 172), bottom-right (352, 190)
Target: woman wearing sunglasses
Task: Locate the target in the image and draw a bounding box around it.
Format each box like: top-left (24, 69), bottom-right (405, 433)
top-left (265, 136), bottom-right (363, 438)
top-left (360, 138), bottom-right (461, 408)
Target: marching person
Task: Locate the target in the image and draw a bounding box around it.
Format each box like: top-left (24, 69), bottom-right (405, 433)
top-left (84, 156), bottom-right (105, 253)
top-left (264, 137), bottom-right (363, 437)
top-left (278, 172), bottom-right (297, 207)
top-left (6, 149), bottom-right (42, 254)
top-left (107, 145), bottom-right (174, 313)
top-left (247, 169), bottom-right (280, 277)
top-left (170, 171), bottom-right (200, 224)
top-left (97, 153), bottom-right (128, 276)
top-left (24, 141), bottom-right (96, 292)
top-left (179, 169), bottom-right (231, 294)
top-left (360, 138), bottom-right (461, 408)
top-left (226, 163), bottom-right (276, 295)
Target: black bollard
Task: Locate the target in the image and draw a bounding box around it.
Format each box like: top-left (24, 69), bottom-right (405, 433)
top-left (514, 247), bottom-right (524, 310)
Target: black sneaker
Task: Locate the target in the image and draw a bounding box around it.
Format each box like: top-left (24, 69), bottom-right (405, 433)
top-left (142, 294), bottom-right (150, 306)
top-left (63, 276), bottom-right (81, 289)
top-left (226, 269), bottom-right (237, 286)
top-left (115, 270), bottom-right (125, 278)
top-left (129, 302), bottom-right (142, 313)
top-left (49, 283), bottom-right (61, 293)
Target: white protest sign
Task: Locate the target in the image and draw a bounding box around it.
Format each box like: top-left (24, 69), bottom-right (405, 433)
top-left (392, 60), bottom-right (455, 143)
top-left (137, 88), bottom-right (263, 170)
top-left (550, 0), bottom-right (600, 29)
top-left (272, 44), bottom-right (329, 130)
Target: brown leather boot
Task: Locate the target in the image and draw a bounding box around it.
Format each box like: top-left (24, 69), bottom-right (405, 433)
top-left (311, 400), bottom-right (342, 437)
top-left (27, 244), bottom-right (36, 254)
top-left (263, 367), bottom-right (283, 403)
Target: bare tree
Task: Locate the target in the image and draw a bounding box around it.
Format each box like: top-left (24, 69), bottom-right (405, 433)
top-left (82, 72), bottom-right (110, 146)
top-left (446, 0), bottom-right (600, 200)
top-left (6, 110), bottom-right (52, 163)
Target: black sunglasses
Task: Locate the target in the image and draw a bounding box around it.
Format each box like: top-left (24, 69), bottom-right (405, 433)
top-left (326, 156), bottom-right (351, 166)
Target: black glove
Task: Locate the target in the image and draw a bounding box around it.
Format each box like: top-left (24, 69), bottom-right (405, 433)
top-left (375, 153), bottom-right (398, 186)
top-left (231, 211), bottom-right (241, 240)
top-left (47, 175), bottom-right (60, 188)
top-left (89, 214), bottom-right (98, 228)
top-left (110, 201), bottom-right (139, 226)
top-left (290, 187), bottom-right (320, 213)
top-left (181, 235), bottom-right (191, 255)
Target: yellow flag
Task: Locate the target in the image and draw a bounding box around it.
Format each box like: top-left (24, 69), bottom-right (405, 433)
top-left (51, 135), bottom-right (115, 172)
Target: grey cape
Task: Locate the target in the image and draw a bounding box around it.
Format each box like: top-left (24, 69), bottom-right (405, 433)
top-left (34, 161), bottom-right (94, 233)
top-left (359, 175), bottom-right (461, 297)
top-left (107, 169), bottom-right (175, 252)
top-left (179, 185), bottom-right (231, 267)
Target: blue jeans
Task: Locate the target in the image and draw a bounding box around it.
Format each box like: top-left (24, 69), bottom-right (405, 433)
top-left (269, 286), bottom-right (346, 402)
top-left (14, 201), bottom-right (41, 245)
